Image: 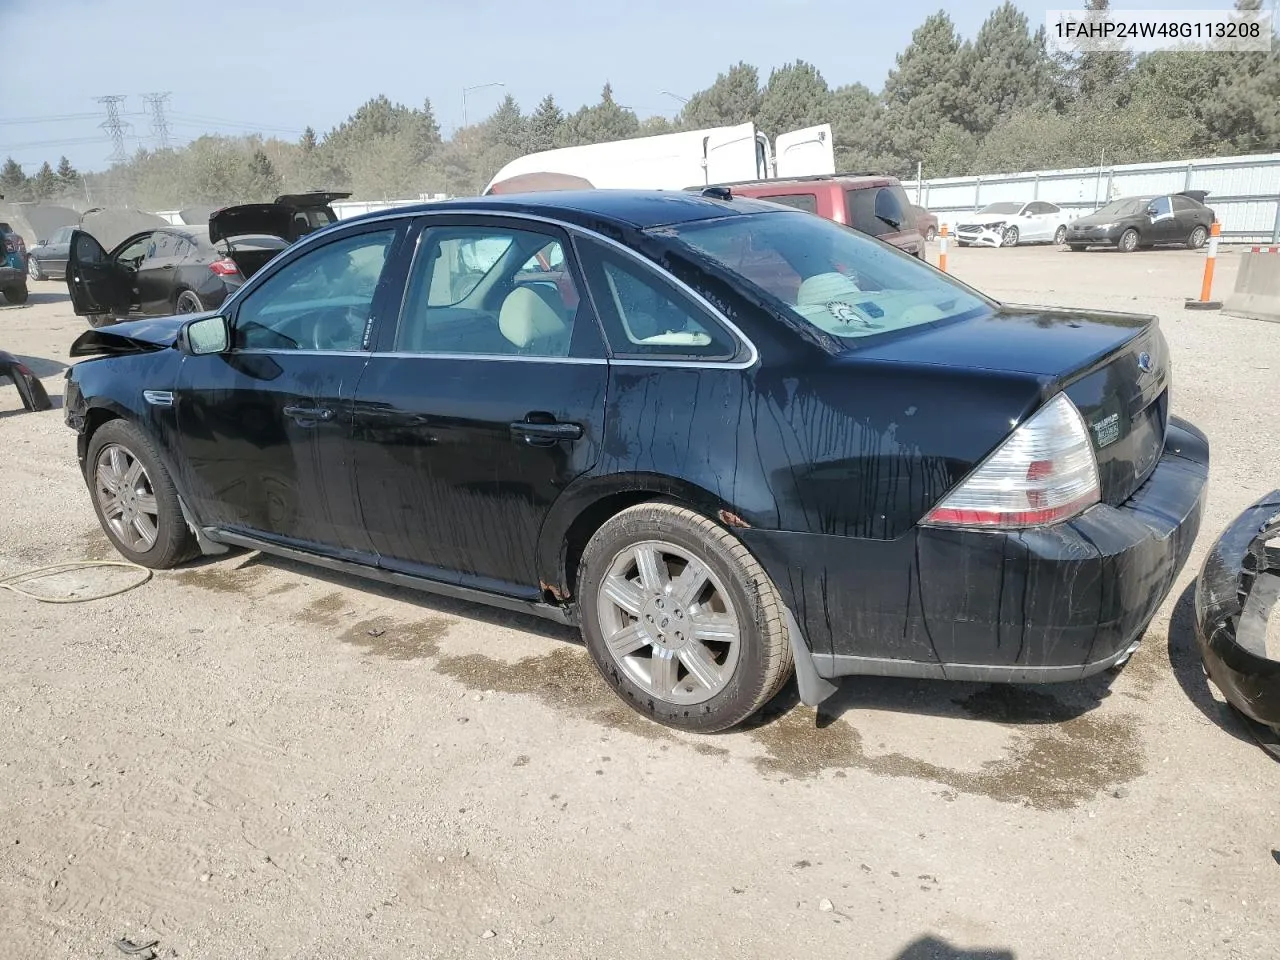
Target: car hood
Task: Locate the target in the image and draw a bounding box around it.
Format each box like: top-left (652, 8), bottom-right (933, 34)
top-left (958, 213), bottom-right (1020, 226)
top-left (209, 203), bottom-right (295, 244)
top-left (847, 303), bottom-right (1149, 377)
top-left (69, 314), bottom-right (188, 358)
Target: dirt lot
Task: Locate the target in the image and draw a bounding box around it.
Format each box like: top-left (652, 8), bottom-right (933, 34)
top-left (1, 245), bottom-right (1278, 960)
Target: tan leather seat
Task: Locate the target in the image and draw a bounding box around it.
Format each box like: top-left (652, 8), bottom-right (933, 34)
top-left (498, 285), bottom-right (568, 353)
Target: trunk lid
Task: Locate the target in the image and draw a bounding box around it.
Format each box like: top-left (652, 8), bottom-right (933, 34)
top-left (209, 203), bottom-right (294, 245)
top-left (853, 304), bottom-right (1170, 505)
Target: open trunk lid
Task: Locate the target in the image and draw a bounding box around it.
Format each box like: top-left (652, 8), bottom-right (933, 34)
top-left (209, 204), bottom-right (293, 245)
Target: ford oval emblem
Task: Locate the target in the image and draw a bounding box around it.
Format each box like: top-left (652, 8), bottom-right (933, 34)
top-left (1137, 351), bottom-right (1153, 373)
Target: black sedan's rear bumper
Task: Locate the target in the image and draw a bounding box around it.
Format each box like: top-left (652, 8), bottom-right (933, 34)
top-left (1195, 490), bottom-right (1280, 728)
top-left (743, 418), bottom-right (1209, 687)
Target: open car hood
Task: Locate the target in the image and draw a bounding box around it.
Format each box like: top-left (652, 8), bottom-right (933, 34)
top-left (69, 315), bottom-right (187, 358)
top-left (209, 204), bottom-right (295, 244)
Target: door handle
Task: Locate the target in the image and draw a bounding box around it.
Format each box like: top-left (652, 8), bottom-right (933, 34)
top-left (509, 419), bottom-right (583, 444)
top-left (284, 405), bottom-right (335, 425)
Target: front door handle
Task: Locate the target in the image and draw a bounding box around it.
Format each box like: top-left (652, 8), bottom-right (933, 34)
top-left (284, 404), bottom-right (335, 425)
top-left (509, 419), bottom-right (583, 444)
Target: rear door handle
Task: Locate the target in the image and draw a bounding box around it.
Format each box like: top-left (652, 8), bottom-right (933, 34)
top-left (509, 420), bottom-right (583, 443)
top-left (284, 405), bottom-right (335, 425)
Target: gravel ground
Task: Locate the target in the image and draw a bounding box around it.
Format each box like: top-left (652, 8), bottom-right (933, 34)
top-left (1, 245), bottom-right (1277, 960)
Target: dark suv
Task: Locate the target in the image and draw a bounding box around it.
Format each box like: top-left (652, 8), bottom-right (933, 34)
top-left (0, 218), bottom-right (29, 304)
top-left (695, 175), bottom-right (926, 259)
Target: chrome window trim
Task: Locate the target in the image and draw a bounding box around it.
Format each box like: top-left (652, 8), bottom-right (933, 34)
top-left (222, 206), bottom-right (761, 372)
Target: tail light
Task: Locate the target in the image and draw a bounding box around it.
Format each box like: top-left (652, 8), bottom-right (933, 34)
top-left (923, 393), bottom-right (1100, 529)
top-left (209, 257), bottom-right (240, 277)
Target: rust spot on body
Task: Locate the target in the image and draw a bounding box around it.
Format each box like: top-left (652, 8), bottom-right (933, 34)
top-left (718, 509), bottom-right (750, 528)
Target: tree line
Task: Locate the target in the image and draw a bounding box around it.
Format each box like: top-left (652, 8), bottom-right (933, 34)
top-left (3, 0), bottom-right (1276, 213)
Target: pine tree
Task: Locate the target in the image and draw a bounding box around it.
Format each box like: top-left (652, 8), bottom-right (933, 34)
top-left (559, 84), bottom-right (640, 146)
top-left (0, 157), bottom-right (26, 199)
top-left (526, 94), bottom-right (564, 152)
top-left (678, 62), bottom-right (762, 130)
top-left (55, 156), bottom-right (79, 191)
top-left (482, 94), bottom-right (526, 152)
top-left (966, 3), bottom-right (1055, 135)
top-left (32, 161), bottom-right (59, 200)
top-left (300, 126), bottom-right (318, 151)
top-left (757, 60), bottom-right (830, 135)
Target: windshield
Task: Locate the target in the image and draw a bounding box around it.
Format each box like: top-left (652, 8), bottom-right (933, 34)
top-left (1093, 198), bottom-right (1149, 218)
top-left (978, 202), bottom-right (1022, 215)
top-left (661, 211), bottom-right (993, 341)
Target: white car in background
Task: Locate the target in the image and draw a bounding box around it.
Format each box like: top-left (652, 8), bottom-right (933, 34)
top-left (955, 201), bottom-right (1073, 248)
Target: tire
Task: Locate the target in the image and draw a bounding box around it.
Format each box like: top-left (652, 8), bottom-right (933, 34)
top-left (1002, 226), bottom-right (1019, 247)
top-left (957, 241), bottom-right (970, 248)
top-left (175, 290), bottom-right (204, 314)
top-left (3, 283), bottom-right (29, 305)
top-left (577, 501), bottom-right (793, 733)
top-left (1069, 244), bottom-right (1087, 252)
top-left (1187, 225), bottom-right (1208, 250)
top-left (86, 419), bottom-right (198, 569)
top-left (27, 257), bottom-right (44, 281)
top-left (1119, 228), bottom-right (1140, 253)
top-left (87, 314), bottom-right (116, 328)
top-left (1054, 226), bottom-right (1068, 245)
top-left (925, 226), bottom-right (937, 242)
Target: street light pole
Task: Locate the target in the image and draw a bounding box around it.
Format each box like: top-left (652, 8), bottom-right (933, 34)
top-left (462, 81), bottom-right (505, 129)
top-left (661, 91), bottom-right (689, 104)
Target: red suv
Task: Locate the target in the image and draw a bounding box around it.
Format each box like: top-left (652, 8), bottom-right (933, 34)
top-left (702, 175), bottom-right (926, 259)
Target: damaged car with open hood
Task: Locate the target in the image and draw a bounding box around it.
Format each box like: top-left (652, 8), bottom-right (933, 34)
top-left (65, 192), bottom-right (349, 327)
top-left (63, 189), bottom-right (1210, 732)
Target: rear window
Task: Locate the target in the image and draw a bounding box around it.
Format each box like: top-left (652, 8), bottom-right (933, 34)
top-left (846, 185), bottom-right (911, 238)
top-left (761, 193), bottom-right (818, 215)
top-left (659, 211), bottom-right (993, 342)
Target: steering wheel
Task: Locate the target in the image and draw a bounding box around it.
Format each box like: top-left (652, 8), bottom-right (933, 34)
top-left (310, 305), bottom-right (365, 351)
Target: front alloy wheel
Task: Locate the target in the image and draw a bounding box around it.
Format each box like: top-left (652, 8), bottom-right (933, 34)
top-left (1002, 226), bottom-right (1019, 247)
top-left (27, 257), bottom-right (44, 281)
top-left (1119, 228), bottom-right (1140, 253)
top-left (95, 444), bottom-right (161, 553)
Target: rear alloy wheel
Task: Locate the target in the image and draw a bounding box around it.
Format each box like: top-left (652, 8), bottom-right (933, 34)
top-left (1002, 226), bottom-right (1019, 247)
top-left (27, 257), bottom-right (44, 281)
top-left (87, 420), bottom-right (197, 569)
top-left (578, 502), bottom-right (793, 732)
top-left (175, 291), bottom-right (204, 314)
top-left (1187, 225), bottom-right (1208, 250)
top-left (1054, 225), bottom-right (1068, 245)
top-left (1119, 228), bottom-right (1140, 253)
top-left (2, 284), bottom-right (28, 305)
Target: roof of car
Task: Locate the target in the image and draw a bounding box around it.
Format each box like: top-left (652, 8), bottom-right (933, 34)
top-left (342, 189), bottom-right (790, 231)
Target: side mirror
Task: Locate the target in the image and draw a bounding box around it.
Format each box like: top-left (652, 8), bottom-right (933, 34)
top-left (180, 315), bottom-right (229, 355)
top-left (1146, 205), bottom-right (1159, 218)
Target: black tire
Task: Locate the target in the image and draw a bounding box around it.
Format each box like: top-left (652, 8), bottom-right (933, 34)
top-left (175, 290), bottom-right (204, 314)
top-left (1054, 226), bottom-right (1068, 245)
top-left (957, 240), bottom-right (971, 248)
top-left (1187, 225), bottom-right (1208, 250)
top-left (87, 313), bottom-right (116, 328)
top-left (577, 501), bottom-right (793, 733)
top-left (1119, 228), bottom-right (1140, 253)
top-left (3, 283), bottom-right (29, 305)
top-left (1069, 244), bottom-right (1087, 251)
top-left (925, 226), bottom-right (937, 241)
top-left (27, 257), bottom-right (44, 281)
top-left (86, 419), bottom-right (198, 569)
top-left (1002, 226), bottom-right (1019, 247)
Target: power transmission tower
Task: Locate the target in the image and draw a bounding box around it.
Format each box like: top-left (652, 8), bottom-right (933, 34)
top-left (95, 95), bottom-right (131, 163)
top-left (143, 92), bottom-right (173, 149)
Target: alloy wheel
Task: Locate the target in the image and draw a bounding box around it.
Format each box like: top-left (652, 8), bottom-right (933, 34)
top-left (595, 539), bottom-right (741, 705)
top-left (94, 443), bottom-right (160, 552)
top-left (1054, 226), bottom-right (1068, 245)
top-left (176, 292), bottom-right (203, 313)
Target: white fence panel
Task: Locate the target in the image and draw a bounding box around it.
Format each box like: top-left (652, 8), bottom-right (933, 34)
top-left (903, 152), bottom-right (1280, 243)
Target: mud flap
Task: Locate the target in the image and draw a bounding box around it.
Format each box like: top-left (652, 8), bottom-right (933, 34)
top-left (782, 604), bottom-right (837, 708)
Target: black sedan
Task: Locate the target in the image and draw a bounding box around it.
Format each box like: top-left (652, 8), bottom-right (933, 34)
top-left (63, 190), bottom-right (1209, 732)
top-left (1065, 190), bottom-right (1216, 252)
top-left (67, 224), bottom-right (288, 327)
top-left (27, 223), bottom-right (76, 281)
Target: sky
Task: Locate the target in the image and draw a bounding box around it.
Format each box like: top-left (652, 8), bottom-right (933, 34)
top-left (0, 0), bottom-right (1255, 173)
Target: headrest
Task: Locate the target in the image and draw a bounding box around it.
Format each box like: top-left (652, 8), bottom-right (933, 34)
top-left (499, 285), bottom-right (567, 348)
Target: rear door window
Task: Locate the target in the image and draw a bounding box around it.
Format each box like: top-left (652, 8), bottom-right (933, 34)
top-left (762, 193), bottom-right (818, 214)
top-left (847, 187), bottom-right (907, 238)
